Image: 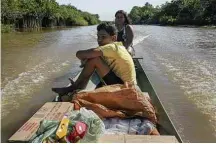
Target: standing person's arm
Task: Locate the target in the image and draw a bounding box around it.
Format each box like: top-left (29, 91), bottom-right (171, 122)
top-left (124, 25), bottom-right (134, 49)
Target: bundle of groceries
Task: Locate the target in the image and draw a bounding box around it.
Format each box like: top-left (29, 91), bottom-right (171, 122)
top-left (30, 108), bottom-right (105, 143)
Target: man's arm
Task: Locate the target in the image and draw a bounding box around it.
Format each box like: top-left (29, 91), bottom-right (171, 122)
top-left (76, 48), bottom-right (102, 60)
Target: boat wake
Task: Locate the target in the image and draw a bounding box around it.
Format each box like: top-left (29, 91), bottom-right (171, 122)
top-left (153, 52), bottom-right (216, 137)
top-left (1, 59), bottom-right (72, 119)
top-left (133, 35), bottom-right (150, 46)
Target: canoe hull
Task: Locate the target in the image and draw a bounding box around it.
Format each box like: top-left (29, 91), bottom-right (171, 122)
top-left (133, 59), bottom-right (182, 142)
top-left (56, 59), bottom-right (182, 142)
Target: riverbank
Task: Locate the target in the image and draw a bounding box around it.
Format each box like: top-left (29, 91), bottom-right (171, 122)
top-left (2, 0), bottom-right (100, 34)
top-left (1, 24), bottom-right (15, 33)
top-left (201, 25), bottom-right (216, 29)
top-left (174, 25), bottom-right (216, 29)
top-left (3, 23), bottom-right (216, 34)
top-left (1, 25), bottom-right (95, 33)
top-left (134, 24), bottom-right (216, 29)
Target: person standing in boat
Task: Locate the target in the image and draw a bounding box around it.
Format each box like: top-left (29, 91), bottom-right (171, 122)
top-left (115, 10), bottom-right (135, 56)
top-left (52, 22), bottom-right (136, 96)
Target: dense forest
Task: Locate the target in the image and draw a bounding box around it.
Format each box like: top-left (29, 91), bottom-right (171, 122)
top-left (2, 0), bottom-right (216, 33)
top-left (129, 0), bottom-right (216, 25)
top-left (1, 0), bottom-right (100, 32)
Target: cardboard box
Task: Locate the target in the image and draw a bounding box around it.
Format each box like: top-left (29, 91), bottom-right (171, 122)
top-left (98, 135), bottom-right (178, 143)
top-left (8, 102), bottom-right (74, 142)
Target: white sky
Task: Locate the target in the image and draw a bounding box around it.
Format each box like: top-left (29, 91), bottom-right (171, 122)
top-left (56, 0), bottom-right (171, 21)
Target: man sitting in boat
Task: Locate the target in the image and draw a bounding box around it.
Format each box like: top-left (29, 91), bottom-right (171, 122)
top-left (52, 22), bottom-right (136, 96)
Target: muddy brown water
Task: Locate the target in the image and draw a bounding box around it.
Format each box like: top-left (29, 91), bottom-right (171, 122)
top-left (1, 25), bottom-right (216, 142)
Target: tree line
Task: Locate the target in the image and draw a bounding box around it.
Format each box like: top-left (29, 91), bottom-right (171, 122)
top-left (1, 0), bottom-right (100, 32)
top-left (129, 0), bottom-right (216, 25)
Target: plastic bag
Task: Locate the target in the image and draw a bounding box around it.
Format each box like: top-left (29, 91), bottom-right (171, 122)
top-left (68, 108), bottom-right (105, 143)
top-left (30, 108), bottom-right (105, 143)
top-left (103, 117), bottom-right (156, 135)
top-left (30, 120), bottom-right (59, 143)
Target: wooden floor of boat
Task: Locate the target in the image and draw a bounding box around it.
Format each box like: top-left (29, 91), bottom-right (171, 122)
top-left (98, 135), bottom-right (178, 143)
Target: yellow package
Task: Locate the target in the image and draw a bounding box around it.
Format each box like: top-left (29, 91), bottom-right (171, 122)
top-left (56, 114), bottom-right (70, 139)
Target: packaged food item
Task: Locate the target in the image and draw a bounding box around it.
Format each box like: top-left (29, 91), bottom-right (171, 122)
top-left (66, 122), bottom-right (88, 143)
top-left (56, 114), bottom-right (70, 140)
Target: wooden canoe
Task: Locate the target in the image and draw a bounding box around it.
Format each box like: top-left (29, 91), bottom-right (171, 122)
top-left (55, 58), bottom-right (182, 142)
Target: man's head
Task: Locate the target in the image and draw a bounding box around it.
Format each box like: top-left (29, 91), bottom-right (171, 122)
top-left (97, 22), bottom-right (117, 46)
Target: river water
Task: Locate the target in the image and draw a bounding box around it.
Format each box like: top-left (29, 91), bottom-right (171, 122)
top-left (1, 25), bottom-right (216, 142)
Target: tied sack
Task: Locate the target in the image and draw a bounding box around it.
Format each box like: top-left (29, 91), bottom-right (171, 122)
top-left (72, 84), bottom-right (157, 124)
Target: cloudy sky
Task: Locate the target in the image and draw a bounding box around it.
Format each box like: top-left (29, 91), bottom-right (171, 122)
top-left (56, 0), bottom-right (170, 21)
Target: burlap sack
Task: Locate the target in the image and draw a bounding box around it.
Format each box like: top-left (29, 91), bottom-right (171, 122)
top-left (72, 84), bottom-right (157, 124)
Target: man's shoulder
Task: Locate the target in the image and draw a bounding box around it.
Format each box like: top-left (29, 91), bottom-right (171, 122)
top-left (114, 42), bottom-right (123, 46)
top-left (115, 42), bottom-right (129, 52)
top-left (99, 42), bottom-right (122, 49)
top-left (98, 44), bottom-right (112, 51)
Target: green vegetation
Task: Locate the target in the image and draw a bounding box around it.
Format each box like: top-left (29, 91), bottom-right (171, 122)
top-left (129, 0), bottom-right (216, 26)
top-left (1, 24), bottom-right (14, 33)
top-left (1, 0), bottom-right (100, 32)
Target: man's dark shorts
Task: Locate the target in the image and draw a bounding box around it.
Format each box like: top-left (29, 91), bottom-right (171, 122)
top-left (96, 71), bottom-right (124, 88)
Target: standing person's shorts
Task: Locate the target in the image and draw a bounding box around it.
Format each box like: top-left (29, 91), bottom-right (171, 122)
top-left (96, 71), bottom-right (124, 88)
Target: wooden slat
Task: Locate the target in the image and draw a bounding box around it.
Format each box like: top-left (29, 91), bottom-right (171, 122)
top-left (125, 135), bottom-right (178, 143)
top-left (98, 135), bottom-right (179, 143)
top-left (133, 57), bottom-right (143, 60)
top-left (98, 135), bottom-right (125, 143)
